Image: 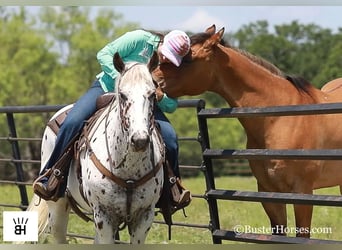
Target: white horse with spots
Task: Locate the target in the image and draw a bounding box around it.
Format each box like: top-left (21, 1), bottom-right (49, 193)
top-left (26, 52), bottom-right (164, 244)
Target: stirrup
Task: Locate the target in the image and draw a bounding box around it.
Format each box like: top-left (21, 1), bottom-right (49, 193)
top-left (171, 189), bottom-right (192, 215)
top-left (32, 169), bottom-right (54, 200)
top-left (33, 182), bottom-right (52, 200)
top-left (178, 189), bottom-right (192, 205)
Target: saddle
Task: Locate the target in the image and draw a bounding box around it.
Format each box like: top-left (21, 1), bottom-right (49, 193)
top-left (36, 93), bottom-right (116, 202)
top-left (47, 93), bottom-right (116, 135)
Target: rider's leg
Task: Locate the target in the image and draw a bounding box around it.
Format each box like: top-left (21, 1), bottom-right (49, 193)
top-left (34, 80), bottom-right (105, 196)
top-left (154, 108), bottom-right (180, 177)
top-left (154, 107), bottom-right (191, 206)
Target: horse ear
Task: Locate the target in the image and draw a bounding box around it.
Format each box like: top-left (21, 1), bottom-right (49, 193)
top-left (205, 24), bottom-right (216, 35)
top-left (148, 51), bottom-right (159, 72)
top-left (113, 52), bottom-right (125, 73)
top-left (214, 27), bottom-right (225, 44)
top-left (204, 27), bottom-right (225, 49)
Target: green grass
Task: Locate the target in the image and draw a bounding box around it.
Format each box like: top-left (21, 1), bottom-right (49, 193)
top-left (1, 176), bottom-right (342, 244)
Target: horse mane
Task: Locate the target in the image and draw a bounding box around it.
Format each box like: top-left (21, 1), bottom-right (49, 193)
top-left (235, 49), bottom-right (312, 94)
top-left (190, 32), bottom-right (312, 94)
top-left (235, 49), bottom-right (284, 76)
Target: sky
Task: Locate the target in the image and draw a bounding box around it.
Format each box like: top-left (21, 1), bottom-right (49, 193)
top-left (21, 5), bottom-right (342, 34)
top-left (107, 6), bottom-right (341, 33)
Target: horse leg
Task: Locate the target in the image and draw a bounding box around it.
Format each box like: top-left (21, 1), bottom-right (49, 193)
top-left (293, 204), bottom-right (313, 238)
top-left (261, 202), bottom-right (287, 235)
top-left (93, 208), bottom-right (118, 244)
top-left (258, 184), bottom-right (287, 235)
top-left (47, 197), bottom-right (71, 243)
top-left (93, 222), bottom-right (116, 244)
top-left (293, 185), bottom-right (313, 237)
top-left (128, 207), bottom-right (155, 244)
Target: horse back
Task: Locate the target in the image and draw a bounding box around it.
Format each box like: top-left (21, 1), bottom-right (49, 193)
top-left (321, 78), bottom-right (342, 98)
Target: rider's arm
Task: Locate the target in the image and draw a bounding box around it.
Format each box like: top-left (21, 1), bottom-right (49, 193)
top-left (156, 87), bottom-right (178, 113)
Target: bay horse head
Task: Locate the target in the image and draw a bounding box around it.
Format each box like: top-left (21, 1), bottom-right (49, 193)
top-left (153, 24), bottom-right (225, 98)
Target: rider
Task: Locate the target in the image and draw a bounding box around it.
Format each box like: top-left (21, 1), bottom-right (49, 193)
top-left (33, 29), bottom-right (192, 208)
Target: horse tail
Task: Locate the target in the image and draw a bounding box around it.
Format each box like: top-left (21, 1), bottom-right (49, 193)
top-left (12, 194), bottom-right (49, 244)
top-left (28, 194), bottom-right (50, 236)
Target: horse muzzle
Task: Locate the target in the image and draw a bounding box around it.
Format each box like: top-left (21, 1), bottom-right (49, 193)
top-left (130, 131), bottom-right (150, 152)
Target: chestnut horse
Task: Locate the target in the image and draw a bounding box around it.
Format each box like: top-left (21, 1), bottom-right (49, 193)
top-left (153, 25), bottom-right (342, 238)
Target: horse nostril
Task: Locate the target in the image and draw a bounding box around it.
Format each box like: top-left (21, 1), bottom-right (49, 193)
top-left (131, 132), bottom-right (150, 151)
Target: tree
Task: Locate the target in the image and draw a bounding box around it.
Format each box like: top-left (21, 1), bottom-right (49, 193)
top-left (313, 31), bottom-right (342, 86)
top-left (38, 7), bottom-right (140, 104)
top-left (0, 7), bottom-right (59, 179)
top-left (0, 6), bottom-right (140, 180)
top-left (233, 20), bottom-right (338, 88)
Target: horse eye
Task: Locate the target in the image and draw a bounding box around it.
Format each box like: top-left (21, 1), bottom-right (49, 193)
top-left (120, 92), bottom-right (128, 102)
top-left (182, 52), bottom-right (193, 63)
top-left (148, 92), bottom-right (156, 101)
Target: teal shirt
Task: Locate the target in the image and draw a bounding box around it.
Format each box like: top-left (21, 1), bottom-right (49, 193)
top-left (96, 30), bottom-right (178, 113)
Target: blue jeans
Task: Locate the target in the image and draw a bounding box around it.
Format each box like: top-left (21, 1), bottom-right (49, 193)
top-left (41, 80), bottom-right (105, 173)
top-left (155, 107), bottom-right (180, 178)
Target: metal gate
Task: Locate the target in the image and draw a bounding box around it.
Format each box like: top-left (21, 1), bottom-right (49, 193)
top-left (197, 102), bottom-right (342, 244)
top-left (2, 101), bottom-right (342, 243)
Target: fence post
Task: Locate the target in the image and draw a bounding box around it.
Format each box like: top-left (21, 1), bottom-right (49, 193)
top-left (6, 113), bottom-right (29, 209)
top-left (196, 100), bottom-right (222, 244)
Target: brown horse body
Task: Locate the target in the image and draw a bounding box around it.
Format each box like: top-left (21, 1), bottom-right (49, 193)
top-left (153, 25), bottom-right (342, 237)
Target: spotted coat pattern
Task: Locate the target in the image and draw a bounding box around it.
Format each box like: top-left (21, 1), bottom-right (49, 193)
top-left (37, 61), bottom-right (164, 244)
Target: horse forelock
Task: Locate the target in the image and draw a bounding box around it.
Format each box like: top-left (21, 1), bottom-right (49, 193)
top-left (190, 32), bottom-right (227, 47)
top-left (115, 62), bottom-right (156, 138)
top-left (117, 62), bottom-right (154, 92)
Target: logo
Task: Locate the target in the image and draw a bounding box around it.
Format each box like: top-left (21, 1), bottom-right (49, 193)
top-left (3, 211), bottom-right (38, 242)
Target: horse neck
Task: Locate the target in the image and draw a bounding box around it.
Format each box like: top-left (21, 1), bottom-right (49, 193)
top-left (210, 47), bottom-right (320, 147)
top-left (211, 47), bottom-right (309, 108)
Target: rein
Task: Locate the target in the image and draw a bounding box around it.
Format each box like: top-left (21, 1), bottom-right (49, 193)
top-left (83, 120), bottom-right (163, 224)
top-left (88, 148), bottom-right (163, 190)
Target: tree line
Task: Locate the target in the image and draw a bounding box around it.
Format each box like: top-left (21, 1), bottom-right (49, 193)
top-left (0, 7), bottom-right (341, 180)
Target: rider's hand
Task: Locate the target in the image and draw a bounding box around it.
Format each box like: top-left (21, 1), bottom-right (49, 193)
top-left (155, 86), bottom-right (164, 101)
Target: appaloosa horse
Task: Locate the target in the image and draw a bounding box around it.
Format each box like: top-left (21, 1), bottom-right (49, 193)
top-left (27, 52), bottom-right (164, 243)
top-left (153, 25), bottom-right (342, 238)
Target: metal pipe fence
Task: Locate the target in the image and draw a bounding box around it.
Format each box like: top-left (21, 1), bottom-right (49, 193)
top-left (2, 101), bottom-right (342, 244)
top-left (198, 102), bottom-right (342, 244)
top-left (0, 99), bottom-right (211, 242)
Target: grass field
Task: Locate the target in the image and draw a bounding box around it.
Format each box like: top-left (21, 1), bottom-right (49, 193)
top-left (1, 176), bottom-right (342, 244)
